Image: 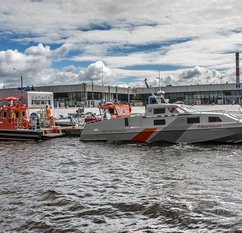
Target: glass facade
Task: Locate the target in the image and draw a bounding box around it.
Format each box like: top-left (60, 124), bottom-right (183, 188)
top-left (29, 82), bottom-right (242, 107)
top-left (53, 91), bottom-right (132, 107)
top-left (139, 89), bottom-right (242, 105)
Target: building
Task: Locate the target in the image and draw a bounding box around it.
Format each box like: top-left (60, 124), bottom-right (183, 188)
top-left (32, 83), bottom-right (135, 107)
top-left (1, 81), bottom-right (242, 108)
top-left (137, 82), bottom-right (242, 105)
top-left (0, 90), bottom-right (53, 108)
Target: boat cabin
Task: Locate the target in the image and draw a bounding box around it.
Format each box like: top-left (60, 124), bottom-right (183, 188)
top-left (0, 100), bottom-right (29, 130)
top-left (99, 102), bottom-right (130, 118)
top-left (145, 103), bottom-right (194, 117)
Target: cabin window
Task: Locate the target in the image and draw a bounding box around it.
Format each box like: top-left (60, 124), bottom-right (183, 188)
top-left (22, 111), bottom-right (25, 117)
top-left (154, 119), bottom-right (166, 125)
top-left (168, 108), bottom-right (178, 113)
top-left (209, 116), bottom-right (222, 122)
top-left (3, 111), bottom-right (7, 118)
top-left (153, 108), bottom-right (165, 114)
top-left (109, 108), bottom-right (115, 114)
top-left (125, 118), bottom-right (129, 126)
top-left (187, 117), bottom-right (200, 124)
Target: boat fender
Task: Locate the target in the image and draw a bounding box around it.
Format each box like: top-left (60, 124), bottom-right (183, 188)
top-left (23, 119), bottom-right (29, 129)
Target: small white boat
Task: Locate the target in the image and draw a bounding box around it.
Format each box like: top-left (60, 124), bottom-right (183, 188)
top-left (80, 80), bottom-right (242, 144)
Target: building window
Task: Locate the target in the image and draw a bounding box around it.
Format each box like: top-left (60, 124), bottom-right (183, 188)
top-left (154, 108), bottom-right (165, 114)
top-left (31, 99), bottom-right (51, 106)
top-left (154, 119), bottom-right (166, 125)
top-left (187, 117), bottom-right (200, 124)
top-left (4, 112), bottom-right (7, 118)
top-left (209, 116), bottom-right (222, 122)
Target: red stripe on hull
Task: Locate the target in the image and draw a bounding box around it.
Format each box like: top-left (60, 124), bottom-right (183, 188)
top-left (131, 128), bottom-right (157, 142)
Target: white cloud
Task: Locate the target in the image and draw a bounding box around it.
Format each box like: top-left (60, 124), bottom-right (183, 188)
top-left (0, 45), bottom-right (52, 87)
top-left (78, 61), bottom-right (116, 84)
top-left (25, 43), bottom-right (51, 56)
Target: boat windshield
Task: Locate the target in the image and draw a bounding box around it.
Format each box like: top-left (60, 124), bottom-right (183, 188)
top-left (176, 105), bottom-right (195, 113)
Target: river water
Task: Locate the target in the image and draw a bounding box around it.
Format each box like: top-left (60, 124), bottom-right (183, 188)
top-left (1, 137), bottom-right (242, 232)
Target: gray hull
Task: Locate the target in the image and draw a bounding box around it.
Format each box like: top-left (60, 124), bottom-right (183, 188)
top-left (81, 103), bottom-right (242, 144)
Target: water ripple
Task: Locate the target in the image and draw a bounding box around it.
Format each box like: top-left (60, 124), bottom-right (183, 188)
top-left (0, 138), bottom-right (242, 232)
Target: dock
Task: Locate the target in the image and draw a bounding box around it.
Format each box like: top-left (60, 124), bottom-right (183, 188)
top-left (61, 126), bottom-right (83, 137)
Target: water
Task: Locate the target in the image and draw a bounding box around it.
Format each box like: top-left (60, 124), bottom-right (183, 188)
top-left (1, 138), bottom-right (242, 232)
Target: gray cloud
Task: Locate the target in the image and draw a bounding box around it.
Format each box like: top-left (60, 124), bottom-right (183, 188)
top-left (179, 66), bottom-right (203, 80)
top-left (54, 43), bottom-right (74, 57)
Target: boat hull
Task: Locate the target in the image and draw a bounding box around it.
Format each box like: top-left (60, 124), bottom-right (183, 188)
top-left (81, 127), bottom-right (242, 144)
top-left (0, 129), bottom-right (43, 141)
top-left (80, 116), bottom-right (242, 144)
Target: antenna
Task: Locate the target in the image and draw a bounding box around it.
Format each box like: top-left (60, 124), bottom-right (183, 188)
top-left (156, 70), bottom-right (161, 91)
top-left (144, 78), bottom-right (155, 97)
top-left (144, 78), bottom-right (168, 104)
top-left (101, 45), bottom-right (104, 103)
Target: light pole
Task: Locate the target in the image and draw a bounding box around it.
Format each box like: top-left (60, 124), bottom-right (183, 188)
top-left (85, 77), bottom-right (95, 107)
top-left (128, 87), bottom-right (130, 103)
top-left (156, 70), bottom-right (161, 91)
top-left (101, 47), bottom-right (104, 103)
top-left (218, 74), bottom-right (223, 104)
top-left (13, 68), bottom-right (23, 98)
top-left (91, 81), bottom-right (94, 107)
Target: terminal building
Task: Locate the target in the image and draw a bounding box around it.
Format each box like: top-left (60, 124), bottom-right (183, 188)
top-left (31, 82), bottom-right (242, 106)
top-left (0, 82), bottom-right (242, 108)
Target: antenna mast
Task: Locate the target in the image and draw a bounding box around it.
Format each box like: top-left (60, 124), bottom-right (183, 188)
top-left (101, 46), bottom-right (104, 103)
top-left (144, 78), bottom-right (155, 97)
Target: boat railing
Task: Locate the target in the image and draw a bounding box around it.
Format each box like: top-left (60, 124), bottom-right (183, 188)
top-left (212, 110), bottom-right (241, 120)
top-left (228, 110), bottom-right (241, 119)
top-left (13, 118), bottom-right (29, 130)
top-left (28, 117), bottom-right (41, 130)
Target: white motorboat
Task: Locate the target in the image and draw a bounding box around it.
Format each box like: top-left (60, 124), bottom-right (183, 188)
top-left (80, 80), bottom-right (242, 144)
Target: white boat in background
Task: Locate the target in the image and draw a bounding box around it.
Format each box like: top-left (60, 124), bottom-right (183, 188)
top-left (80, 79), bottom-right (242, 144)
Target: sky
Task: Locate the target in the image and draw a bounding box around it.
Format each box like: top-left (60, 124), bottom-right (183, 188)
top-left (1, 0), bottom-right (242, 90)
